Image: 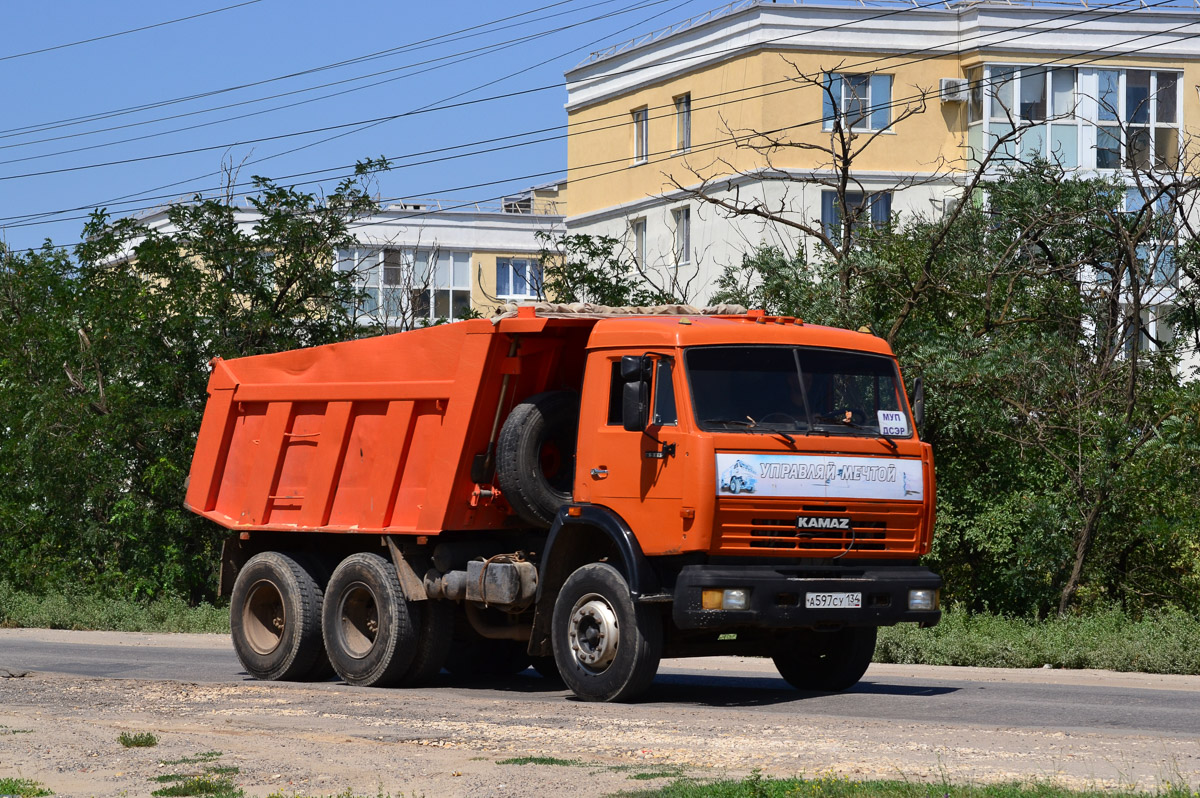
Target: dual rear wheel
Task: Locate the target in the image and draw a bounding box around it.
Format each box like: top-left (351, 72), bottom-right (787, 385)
top-left (229, 551), bottom-right (450, 687)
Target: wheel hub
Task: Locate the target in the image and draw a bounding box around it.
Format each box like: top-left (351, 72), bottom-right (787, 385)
top-left (243, 579), bottom-right (285, 656)
top-left (568, 594), bottom-right (619, 672)
top-left (338, 582), bottom-right (379, 659)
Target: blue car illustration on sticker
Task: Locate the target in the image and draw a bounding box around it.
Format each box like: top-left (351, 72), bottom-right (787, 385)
top-left (720, 459), bottom-right (758, 495)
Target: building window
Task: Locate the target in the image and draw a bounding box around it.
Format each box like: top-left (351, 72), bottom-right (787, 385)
top-left (338, 247), bottom-right (472, 326)
top-left (821, 191), bottom-right (892, 239)
top-left (976, 65), bottom-right (1181, 172)
top-left (630, 218), bottom-right (647, 269)
top-left (414, 250), bottom-right (472, 321)
top-left (675, 93), bottom-right (691, 152)
top-left (336, 247), bottom-right (383, 316)
top-left (672, 206), bottom-right (690, 264)
top-left (822, 73), bottom-right (892, 132)
top-left (632, 107), bottom-right (648, 164)
top-left (1097, 69), bottom-right (1180, 171)
top-left (983, 66), bottom-right (1079, 167)
top-left (496, 257), bottom-right (542, 299)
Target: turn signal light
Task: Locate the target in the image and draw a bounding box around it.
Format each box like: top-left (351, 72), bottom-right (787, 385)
top-left (701, 588), bottom-right (751, 611)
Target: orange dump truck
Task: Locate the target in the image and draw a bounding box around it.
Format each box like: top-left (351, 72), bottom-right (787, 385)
top-left (186, 305), bottom-right (940, 702)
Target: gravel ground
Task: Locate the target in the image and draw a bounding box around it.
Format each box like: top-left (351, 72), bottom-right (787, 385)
top-left (0, 635), bottom-right (1198, 797)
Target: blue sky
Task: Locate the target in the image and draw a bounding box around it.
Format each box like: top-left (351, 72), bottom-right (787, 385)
top-left (0, 0), bottom-right (712, 253)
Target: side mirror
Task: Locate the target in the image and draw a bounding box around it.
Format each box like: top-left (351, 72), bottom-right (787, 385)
top-left (620, 355), bottom-right (652, 432)
top-left (913, 376), bottom-right (925, 436)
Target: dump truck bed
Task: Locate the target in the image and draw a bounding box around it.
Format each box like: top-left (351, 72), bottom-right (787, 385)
top-left (184, 314), bottom-right (594, 535)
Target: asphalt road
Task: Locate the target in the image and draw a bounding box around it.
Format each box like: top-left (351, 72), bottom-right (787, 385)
top-left (2, 628), bottom-right (1198, 739)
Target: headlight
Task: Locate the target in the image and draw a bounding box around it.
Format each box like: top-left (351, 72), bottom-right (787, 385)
top-left (908, 589), bottom-right (939, 611)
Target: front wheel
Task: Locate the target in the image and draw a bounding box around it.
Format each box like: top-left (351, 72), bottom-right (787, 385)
top-left (551, 563), bottom-right (662, 702)
top-left (772, 627), bottom-right (877, 692)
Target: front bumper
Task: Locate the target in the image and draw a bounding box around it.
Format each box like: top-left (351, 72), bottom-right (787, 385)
top-left (669, 564), bottom-right (942, 630)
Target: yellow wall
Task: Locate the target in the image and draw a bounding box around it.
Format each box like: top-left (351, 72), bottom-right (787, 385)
top-left (567, 50), bottom-right (965, 216)
top-left (567, 47), bottom-right (1200, 217)
top-left (471, 250), bottom-right (544, 314)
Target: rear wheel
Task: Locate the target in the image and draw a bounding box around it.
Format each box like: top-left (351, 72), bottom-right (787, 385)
top-left (230, 551), bottom-right (326, 682)
top-left (772, 627), bottom-right (877, 692)
top-left (551, 563), bottom-right (661, 702)
top-left (322, 553), bottom-right (420, 687)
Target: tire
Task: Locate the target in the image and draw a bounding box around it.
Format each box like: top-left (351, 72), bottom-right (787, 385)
top-left (322, 553), bottom-right (420, 687)
top-left (401, 598), bottom-right (454, 686)
top-left (230, 551), bottom-right (327, 682)
top-left (730, 477), bottom-right (742, 494)
top-left (290, 553), bottom-right (335, 681)
top-left (496, 391), bottom-right (579, 528)
top-left (772, 627), bottom-right (877, 692)
top-left (551, 563), bottom-right (662, 702)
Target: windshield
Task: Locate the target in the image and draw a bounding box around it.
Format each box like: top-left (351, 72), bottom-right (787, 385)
top-left (685, 345), bottom-right (912, 437)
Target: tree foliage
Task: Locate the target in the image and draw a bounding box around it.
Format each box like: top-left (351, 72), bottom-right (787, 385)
top-left (0, 164), bottom-right (386, 600)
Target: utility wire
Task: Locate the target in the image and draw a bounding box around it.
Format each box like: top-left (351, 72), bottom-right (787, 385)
top-left (0, 0), bottom-right (663, 155)
top-left (0, 0), bottom-right (265, 64)
top-left (0, 0), bottom-right (591, 139)
top-left (0, 0), bottom-right (1178, 221)
top-left (0, 0), bottom-right (689, 224)
top-left (4, 15), bottom-right (1196, 253)
top-left (0, 0), bottom-right (684, 180)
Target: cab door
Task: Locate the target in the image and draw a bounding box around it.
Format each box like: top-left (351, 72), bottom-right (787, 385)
top-left (574, 350), bottom-right (689, 555)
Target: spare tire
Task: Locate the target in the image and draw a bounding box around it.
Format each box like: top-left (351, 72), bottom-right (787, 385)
top-left (496, 390), bottom-right (579, 528)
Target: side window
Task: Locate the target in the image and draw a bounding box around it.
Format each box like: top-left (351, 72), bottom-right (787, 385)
top-left (606, 356), bottom-right (676, 426)
top-left (652, 358), bottom-right (677, 426)
top-left (607, 361), bottom-right (623, 425)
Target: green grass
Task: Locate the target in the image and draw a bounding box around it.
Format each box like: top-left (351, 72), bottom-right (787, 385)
top-left (0, 777), bottom-right (53, 797)
top-left (877, 606), bottom-right (1200, 674)
top-left (150, 775), bottom-right (243, 797)
top-left (118, 730), bottom-right (159, 748)
top-left (160, 751), bottom-right (224, 766)
top-left (149, 751), bottom-right (241, 797)
top-left (0, 582), bottom-right (227, 633)
top-left (617, 774), bottom-right (1200, 798)
top-left (497, 755), bottom-right (587, 767)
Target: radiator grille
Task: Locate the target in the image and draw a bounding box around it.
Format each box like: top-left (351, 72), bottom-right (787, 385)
top-left (714, 499), bottom-right (923, 557)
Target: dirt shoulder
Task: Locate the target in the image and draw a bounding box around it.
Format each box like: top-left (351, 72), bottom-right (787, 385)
top-left (0, 632), bottom-right (1198, 797)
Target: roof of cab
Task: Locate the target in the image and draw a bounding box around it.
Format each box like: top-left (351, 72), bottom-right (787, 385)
top-left (584, 313), bottom-right (894, 356)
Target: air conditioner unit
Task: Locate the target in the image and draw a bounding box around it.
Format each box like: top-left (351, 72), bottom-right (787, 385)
top-left (940, 77), bottom-right (969, 103)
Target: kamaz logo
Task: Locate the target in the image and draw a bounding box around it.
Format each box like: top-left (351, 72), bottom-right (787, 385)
top-left (795, 516), bottom-right (851, 530)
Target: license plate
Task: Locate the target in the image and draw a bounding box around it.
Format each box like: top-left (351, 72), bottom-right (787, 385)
top-left (805, 592), bottom-right (862, 609)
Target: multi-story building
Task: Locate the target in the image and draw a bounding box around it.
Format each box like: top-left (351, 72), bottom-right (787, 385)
top-left (134, 184), bottom-right (564, 329)
top-left (562, 0), bottom-right (1200, 357)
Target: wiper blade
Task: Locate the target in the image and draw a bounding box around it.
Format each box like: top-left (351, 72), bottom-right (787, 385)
top-left (703, 417), bottom-right (797, 445)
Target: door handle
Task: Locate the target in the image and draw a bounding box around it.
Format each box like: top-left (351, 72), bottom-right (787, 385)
top-left (590, 467), bottom-right (608, 479)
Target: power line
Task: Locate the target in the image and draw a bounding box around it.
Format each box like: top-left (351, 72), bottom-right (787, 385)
top-left (0, 0), bottom-right (679, 167)
top-left (0, 0), bottom-right (691, 228)
top-left (0, 0), bottom-right (1177, 222)
top-left (0, 0), bottom-right (613, 143)
top-left (0, 0), bottom-right (1189, 238)
top-left (4, 15), bottom-right (1196, 256)
top-left (0, 0), bottom-right (686, 181)
top-left (0, 1), bottom-right (266, 64)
